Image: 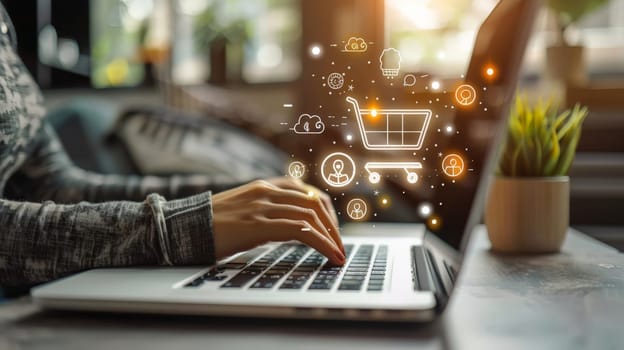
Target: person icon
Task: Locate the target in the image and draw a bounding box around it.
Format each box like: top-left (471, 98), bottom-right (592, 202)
top-left (347, 199), bottom-right (367, 221)
top-left (320, 152), bottom-right (356, 188)
top-left (459, 90), bottom-right (471, 104)
top-left (455, 84), bottom-right (476, 106)
top-left (349, 203), bottom-right (364, 220)
top-left (292, 164), bottom-right (303, 177)
top-left (442, 154), bottom-right (465, 177)
top-left (445, 159), bottom-right (461, 176)
top-left (288, 161), bottom-right (305, 179)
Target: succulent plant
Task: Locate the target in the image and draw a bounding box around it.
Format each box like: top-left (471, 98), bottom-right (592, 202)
top-left (497, 95), bottom-right (588, 177)
top-left (547, 0), bottom-right (610, 46)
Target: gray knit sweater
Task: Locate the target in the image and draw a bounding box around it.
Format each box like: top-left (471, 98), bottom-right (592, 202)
top-left (0, 5), bottom-right (228, 287)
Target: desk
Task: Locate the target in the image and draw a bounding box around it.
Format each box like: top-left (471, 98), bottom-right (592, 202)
top-left (1, 227), bottom-right (623, 350)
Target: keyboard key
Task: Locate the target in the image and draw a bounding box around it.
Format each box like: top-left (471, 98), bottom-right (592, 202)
top-left (202, 274), bottom-right (227, 281)
top-left (221, 270), bottom-right (262, 288)
top-left (309, 283), bottom-right (332, 290)
top-left (251, 281), bottom-right (276, 289)
top-left (338, 283), bottom-right (363, 291)
top-left (342, 275), bottom-right (365, 281)
top-left (221, 262), bottom-right (246, 269)
top-left (344, 271), bottom-right (367, 276)
top-left (280, 280), bottom-right (307, 289)
top-left (346, 267), bottom-right (369, 272)
top-left (228, 247), bottom-right (269, 265)
top-left (184, 278), bottom-right (204, 287)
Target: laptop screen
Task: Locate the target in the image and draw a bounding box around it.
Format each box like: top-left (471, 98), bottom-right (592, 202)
top-left (290, 0), bottom-right (539, 251)
top-left (425, 0), bottom-right (540, 251)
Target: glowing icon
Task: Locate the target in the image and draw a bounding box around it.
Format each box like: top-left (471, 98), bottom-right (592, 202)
top-left (346, 97), bottom-right (432, 151)
top-left (327, 72), bottom-right (344, 90)
top-left (379, 48), bottom-right (401, 77)
top-left (442, 154), bottom-right (465, 177)
top-left (288, 161), bottom-right (305, 179)
top-left (445, 124), bottom-right (454, 134)
top-left (346, 198), bottom-right (368, 221)
top-left (418, 203), bottom-right (432, 218)
top-left (310, 44), bottom-right (322, 58)
top-left (292, 114), bottom-right (325, 134)
top-left (321, 152), bottom-right (356, 188)
top-left (455, 84), bottom-right (477, 106)
top-left (428, 215), bottom-right (441, 229)
top-left (483, 64), bottom-right (497, 80)
top-left (365, 162), bottom-right (421, 184)
top-left (343, 37), bottom-right (368, 52)
top-left (403, 74), bottom-right (416, 87)
top-left (380, 197), bottom-right (390, 207)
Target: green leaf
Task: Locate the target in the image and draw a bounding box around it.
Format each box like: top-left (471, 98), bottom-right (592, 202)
top-left (543, 130), bottom-right (560, 176)
top-left (555, 127), bottom-right (581, 175)
top-left (547, 0), bottom-right (610, 24)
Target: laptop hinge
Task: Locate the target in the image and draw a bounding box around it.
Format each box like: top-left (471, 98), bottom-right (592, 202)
top-left (412, 244), bottom-right (450, 310)
top-left (424, 248), bottom-right (449, 310)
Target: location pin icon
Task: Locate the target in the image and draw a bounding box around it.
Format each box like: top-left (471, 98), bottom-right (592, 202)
top-left (333, 159), bottom-right (344, 175)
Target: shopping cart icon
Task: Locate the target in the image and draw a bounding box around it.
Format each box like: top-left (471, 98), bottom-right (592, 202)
top-left (346, 96), bottom-right (432, 184)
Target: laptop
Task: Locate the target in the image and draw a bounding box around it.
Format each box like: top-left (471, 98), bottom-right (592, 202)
top-left (32, 0), bottom-right (540, 322)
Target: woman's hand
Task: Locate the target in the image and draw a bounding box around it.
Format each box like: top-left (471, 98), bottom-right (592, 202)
top-left (212, 178), bottom-right (345, 265)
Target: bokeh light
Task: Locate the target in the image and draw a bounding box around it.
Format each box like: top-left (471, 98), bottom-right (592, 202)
top-left (418, 203), bottom-right (432, 218)
top-left (310, 44), bottom-right (322, 58)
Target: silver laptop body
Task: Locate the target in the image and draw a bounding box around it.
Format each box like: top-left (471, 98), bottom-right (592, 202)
top-left (32, 0), bottom-right (540, 322)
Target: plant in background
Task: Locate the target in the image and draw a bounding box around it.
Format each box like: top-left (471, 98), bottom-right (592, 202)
top-left (193, 3), bottom-right (250, 52)
top-left (547, 0), bottom-right (610, 46)
top-left (497, 95), bottom-right (588, 177)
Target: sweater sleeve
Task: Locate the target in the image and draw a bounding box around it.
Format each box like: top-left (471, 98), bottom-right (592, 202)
top-left (0, 191), bottom-right (215, 287)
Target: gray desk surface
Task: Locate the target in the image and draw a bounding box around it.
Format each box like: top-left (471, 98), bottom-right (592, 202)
top-left (1, 226), bottom-right (623, 350)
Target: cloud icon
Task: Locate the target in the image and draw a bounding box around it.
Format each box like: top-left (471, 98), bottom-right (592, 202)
top-left (293, 114), bottom-right (325, 134)
top-left (343, 37), bottom-right (367, 53)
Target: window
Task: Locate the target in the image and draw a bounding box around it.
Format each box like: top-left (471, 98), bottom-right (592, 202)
top-left (384, 0), bottom-right (624, 79)
top-left (171, 0), bottom-right (301, 85)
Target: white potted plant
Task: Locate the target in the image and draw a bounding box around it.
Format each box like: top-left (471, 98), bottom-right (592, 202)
top-left (545, 0), bottom-right (610, 87)
top-left (486, 95), bottom-right (588, 253)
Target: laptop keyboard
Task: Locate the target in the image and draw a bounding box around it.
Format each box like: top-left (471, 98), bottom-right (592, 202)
top-left (184, 243), bottom-right (388, 292)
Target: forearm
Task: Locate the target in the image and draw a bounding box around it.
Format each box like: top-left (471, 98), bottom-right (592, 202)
top-left (0, 192), bottom-right (215, 287)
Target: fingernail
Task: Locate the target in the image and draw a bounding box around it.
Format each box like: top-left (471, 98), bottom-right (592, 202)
top-left (336, 251), bottom-right (346, 263)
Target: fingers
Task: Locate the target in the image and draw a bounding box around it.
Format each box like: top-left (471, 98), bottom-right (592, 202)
top-left (269, 188), bottom-right (343, 253)
top-left (301, 186), bottom-right (344, 254)
top-left (309, 185), bottom-right (340, 227)
top-left (266, 218), bottom-right (345, 265)
top-left (263, 202), bottom-right (338, 254)
top-left (258, 178), bottom-right (344, 254)
top-left (270, 177), bottom-right (340, 227)
top-left (216, 179), bottom-right (345, 260)
top-left (266, 178), bottom-right (340, 231)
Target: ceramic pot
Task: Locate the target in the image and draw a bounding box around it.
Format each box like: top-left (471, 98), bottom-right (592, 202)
top-left (485, 176), bottom-right (569, 253)
top-left (546, 45), bottom-right (587, 87)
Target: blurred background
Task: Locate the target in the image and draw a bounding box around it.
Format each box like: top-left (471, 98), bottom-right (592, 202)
top-left (2, 0), bottom-right (624, 247)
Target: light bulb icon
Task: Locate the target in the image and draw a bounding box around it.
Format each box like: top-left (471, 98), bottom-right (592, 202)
top-left (380, 48), bottom-right (401, 77)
